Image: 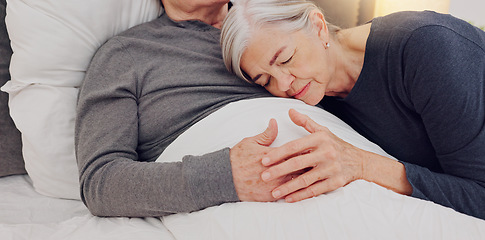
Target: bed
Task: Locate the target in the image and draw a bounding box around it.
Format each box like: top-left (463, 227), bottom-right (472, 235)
top-left (1, 0), bottom-right (485, 239)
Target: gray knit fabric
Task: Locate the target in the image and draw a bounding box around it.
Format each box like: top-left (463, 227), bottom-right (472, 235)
top-left (75, 13), bottom-right (270, 217)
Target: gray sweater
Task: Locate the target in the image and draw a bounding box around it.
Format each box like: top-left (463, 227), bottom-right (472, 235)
top-left (75, 13), bottom-right (269, 217)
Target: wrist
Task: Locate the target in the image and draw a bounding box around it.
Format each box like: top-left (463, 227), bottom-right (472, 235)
top-left (350, 147), bottom-right (367, 182)
top-left (359, 151), bottom-right (413, 195)
top-left (360, 151), bottom-right (367, 181)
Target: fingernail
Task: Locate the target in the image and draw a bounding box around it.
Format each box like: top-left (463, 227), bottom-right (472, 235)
top-left (272, 190), bottom-right (282, 198)
top-left (262, 157), bottom-right (270, 165)
top-left (261, 172), bottom-right (271, 181)
top-left (285, 197), bottom-right (293, 203)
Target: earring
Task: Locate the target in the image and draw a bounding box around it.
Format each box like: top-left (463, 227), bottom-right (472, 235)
top-left (325, 42), bottom-right (330, 49)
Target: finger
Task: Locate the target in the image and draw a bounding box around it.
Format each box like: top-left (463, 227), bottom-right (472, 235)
top-left (252, 118), bottom-right (278, 146)
top-left (288, 109), bottom-right (326, 134)
top-left (262, 153), bottom-right (316, 182)
top-left (270, 168), bottom-right (326, 199)
top-left (284, 178), bottom-right (341, 203)
top-left (262, 133), bottom-right (319, 167)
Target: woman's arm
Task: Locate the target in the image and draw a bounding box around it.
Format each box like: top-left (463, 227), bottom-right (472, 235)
top-left (397, 22), bottom-right (485, 219)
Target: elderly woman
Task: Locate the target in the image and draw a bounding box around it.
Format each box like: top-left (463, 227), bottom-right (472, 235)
top-left (221, 0), bottom-right (485, 219)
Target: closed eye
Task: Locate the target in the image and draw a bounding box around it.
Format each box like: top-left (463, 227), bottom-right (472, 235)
top-left (282, 55), bottom-right (293, 65)
top-left (263, 76), bottom-right (271, 87)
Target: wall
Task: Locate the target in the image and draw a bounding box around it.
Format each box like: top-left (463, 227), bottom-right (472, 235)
top-left (312, 0), bottom-right (485, 29)
top-left (373, 0), bottom-right (450, 17)
top-left (449, 0), bottom-right (485, 26)
top-left (312, 0), bottom-right (361, 28)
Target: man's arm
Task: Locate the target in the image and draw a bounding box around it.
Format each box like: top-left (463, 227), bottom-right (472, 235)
top-left (75, 38), bottom-right (288, 217)
top-left (75, 40), bottom-right (240, 217)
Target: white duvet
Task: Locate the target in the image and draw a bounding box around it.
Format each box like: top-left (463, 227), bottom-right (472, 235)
top-left (158, 97), bottom-right (485, 240)
top-left (2, 97), bottom-right (485, 240)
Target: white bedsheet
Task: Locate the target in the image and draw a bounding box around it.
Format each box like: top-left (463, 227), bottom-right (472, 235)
top-left (0, 175), bottom-right (175, 240)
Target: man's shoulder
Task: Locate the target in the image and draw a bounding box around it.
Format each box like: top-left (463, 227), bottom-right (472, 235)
top-left (93, 16), bottom-right (167, 60)
top-left (113, 16), bottom-right (164, 41)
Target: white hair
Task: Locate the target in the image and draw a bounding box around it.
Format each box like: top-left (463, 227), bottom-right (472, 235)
top-left (221, 0), bottom-right (338, 82)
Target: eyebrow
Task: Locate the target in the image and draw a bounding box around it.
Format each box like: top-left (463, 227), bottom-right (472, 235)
top-left (269, 46), bottom-right (286, 66)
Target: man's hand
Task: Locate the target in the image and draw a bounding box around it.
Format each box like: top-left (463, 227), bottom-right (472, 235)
top-left (230, 119), bottom-right (293, 202)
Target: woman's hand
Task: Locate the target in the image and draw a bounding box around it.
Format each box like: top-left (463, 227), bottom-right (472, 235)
top-left (261, 109), bottom-right (365, 203)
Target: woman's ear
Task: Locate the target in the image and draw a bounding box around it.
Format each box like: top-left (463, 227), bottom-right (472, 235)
top-left (309, 9), bottom-right (329, 42)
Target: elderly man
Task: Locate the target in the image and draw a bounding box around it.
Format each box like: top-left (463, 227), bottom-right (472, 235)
top-left (75, 0), bottom-right (291, 217)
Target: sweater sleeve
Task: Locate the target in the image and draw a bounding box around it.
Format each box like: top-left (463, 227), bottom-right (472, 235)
top-left (75, 40), bottom-right (239, 217)
top-left (401, 24), bottom-right (485, 219)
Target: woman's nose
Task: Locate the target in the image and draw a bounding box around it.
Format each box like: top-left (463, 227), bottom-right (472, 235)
top-left (274, 71), bottom-right (295, 91)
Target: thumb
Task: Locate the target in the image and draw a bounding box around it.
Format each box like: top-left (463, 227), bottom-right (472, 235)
top-left (252, 118), bottom-right (278, 146)
top-left (289, 108), bottom-right (325, 133)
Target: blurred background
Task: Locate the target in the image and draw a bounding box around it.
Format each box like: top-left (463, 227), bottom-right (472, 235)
top-left (312, 0), bottom-right (485, 29)
top-left (449, 0), bottom-right (485, 28)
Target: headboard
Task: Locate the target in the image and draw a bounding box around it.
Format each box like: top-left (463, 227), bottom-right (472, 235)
top-left (0, 0), bottom-right (25, 177)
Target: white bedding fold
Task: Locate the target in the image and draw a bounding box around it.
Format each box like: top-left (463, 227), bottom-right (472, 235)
top-left (0, 175), bottom-right (175, 240)
top-left (163, 180), bottom-right (485, 240)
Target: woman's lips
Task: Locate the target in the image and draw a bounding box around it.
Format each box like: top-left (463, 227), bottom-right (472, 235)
top-left (292, 82), bottom-right (310, 100)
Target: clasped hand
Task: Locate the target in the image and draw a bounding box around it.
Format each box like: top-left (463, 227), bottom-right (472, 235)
top-left (231, 109), bottom-right (364, 203)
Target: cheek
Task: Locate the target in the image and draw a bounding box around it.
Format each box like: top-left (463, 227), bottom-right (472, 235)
top-left (298, 47), bottom-right (327, 78)
top-left (305, 83), bottom-right (326, 105)
top-left (292, 59), bottom-right (318, 79)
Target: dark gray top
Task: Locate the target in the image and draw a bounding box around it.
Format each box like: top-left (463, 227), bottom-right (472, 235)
top-left (75, 12), bottom-right (269, 217)
top-left (322, 11), bottom-right (485, 219)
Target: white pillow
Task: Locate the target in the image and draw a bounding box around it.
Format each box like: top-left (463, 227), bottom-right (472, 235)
top-left (1, 0), bottom-right (162, 199)
top-left (159, 98), bottom-right (485, 240)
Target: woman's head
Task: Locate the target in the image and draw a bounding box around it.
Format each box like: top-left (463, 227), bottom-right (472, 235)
top-left (221, 0), bottom-right (340, 105)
